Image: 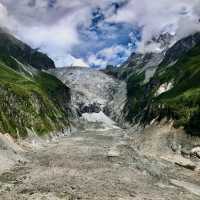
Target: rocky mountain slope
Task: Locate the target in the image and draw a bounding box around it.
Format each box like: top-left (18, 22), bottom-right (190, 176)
top-left (104, 32), bottom-right (174, 83)
top-left (107, 32), bottom-right (200, 135)
top-left (0, 29), bottom-right (71, 138)
top-left (48, 67), bottom-right (127, 126)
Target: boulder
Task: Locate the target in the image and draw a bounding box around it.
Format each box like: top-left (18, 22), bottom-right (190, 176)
top-left (190, 147), bottom-right (200, 159)
top-left (174, 156), bottom-right (196, 170)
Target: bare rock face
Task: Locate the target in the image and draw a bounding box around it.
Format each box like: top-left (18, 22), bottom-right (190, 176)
top-left (118, 52), bottom-right (165, 82)
top-left (161, 32), bottom-right (200, 66)
top-left (48, 67), bottom-right (127, 126)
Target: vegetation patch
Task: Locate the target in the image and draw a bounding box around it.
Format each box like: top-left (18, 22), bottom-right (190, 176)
top-left (0, 57), bottom-right (71, 138)
top-left (125, 43), bottom-right (200, 135)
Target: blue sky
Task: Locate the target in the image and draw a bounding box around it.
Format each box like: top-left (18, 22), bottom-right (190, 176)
top-left (72, 5), bottom-right (141, 68)
top-left (0, 0), bottom-right (199, 68)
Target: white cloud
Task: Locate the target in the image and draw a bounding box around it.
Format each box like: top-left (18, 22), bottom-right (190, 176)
top-left (0, 0), bottom-right (200, 67)
top-left (87, 54), bottom-right (107, 68)
top-left (53, 54), bottom-right (88, 68)
top-left (0, 3), bottom-right (7, 23)
top-left (72, 58), bottom-right (88, 67)
top-left (108, 0), bottom-right (200, 53)
top-left (0, 0), bottom-right (125, 67)
top-left (0, 0), bottom-right (92, 66)
top-left (87, 45), bottom-right (131, 68)
top-left (175, 15), bottom-right (200, 40)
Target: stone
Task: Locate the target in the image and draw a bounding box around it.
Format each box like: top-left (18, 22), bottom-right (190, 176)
top-left (191, 147), bottom-right (200, 159)
top-left (107, 147), bottom-right (120, 158)
top-left (175, 157), bottom-right (196, 170)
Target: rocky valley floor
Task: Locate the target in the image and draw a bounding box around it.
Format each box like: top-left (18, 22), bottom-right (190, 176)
top-left (0, 127), bottom-right (200, 200)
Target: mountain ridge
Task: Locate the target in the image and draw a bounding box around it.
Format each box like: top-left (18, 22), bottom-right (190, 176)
top-left (0, 29), bottom-right (71, 137)
top-left (107, 32), bottom-right (200, 135)
top-left (0, 27), bottom-right (200, 137)
top-left (0, 28), bottom-right (55, 70)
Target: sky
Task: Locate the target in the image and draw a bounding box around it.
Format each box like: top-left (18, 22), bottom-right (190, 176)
top-left (0, 0), bottom-right (200, 68)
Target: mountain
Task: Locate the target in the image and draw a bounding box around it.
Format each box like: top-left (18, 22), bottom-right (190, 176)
top-left (109, 32), bottom-right (200, 135)
top-left (1, 26), bottom-right (199, 137)
top-left (0, 28), bottom-right (55, 70)
top-left (0, 29), bottom-right (71, 138)
top-left (115, 52), bottom-right (165, 82)
top-left (149, 32), bottom-right (174, 50)
top-left (105, 33), bottom-right (175, 82)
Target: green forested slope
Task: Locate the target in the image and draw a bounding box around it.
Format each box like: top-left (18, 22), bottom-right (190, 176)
top-left (0, 30), bottom-right (71, 138)
top-left (124, 34), bottom-right (200, 135)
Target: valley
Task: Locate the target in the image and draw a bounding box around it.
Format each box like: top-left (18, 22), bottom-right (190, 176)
top-left (1, 127), bottom-right (200, 200)
top-left (0, 15), bottom-right (199, 200)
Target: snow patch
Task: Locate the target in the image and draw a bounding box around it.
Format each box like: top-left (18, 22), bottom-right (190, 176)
top-left (155, 82), bottom-right (173, 96)
top-left (81, 111), bottom-right (120, 129)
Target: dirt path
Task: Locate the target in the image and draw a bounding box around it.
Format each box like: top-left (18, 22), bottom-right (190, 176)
top-left (0, 129), bottom-right (200, 200)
